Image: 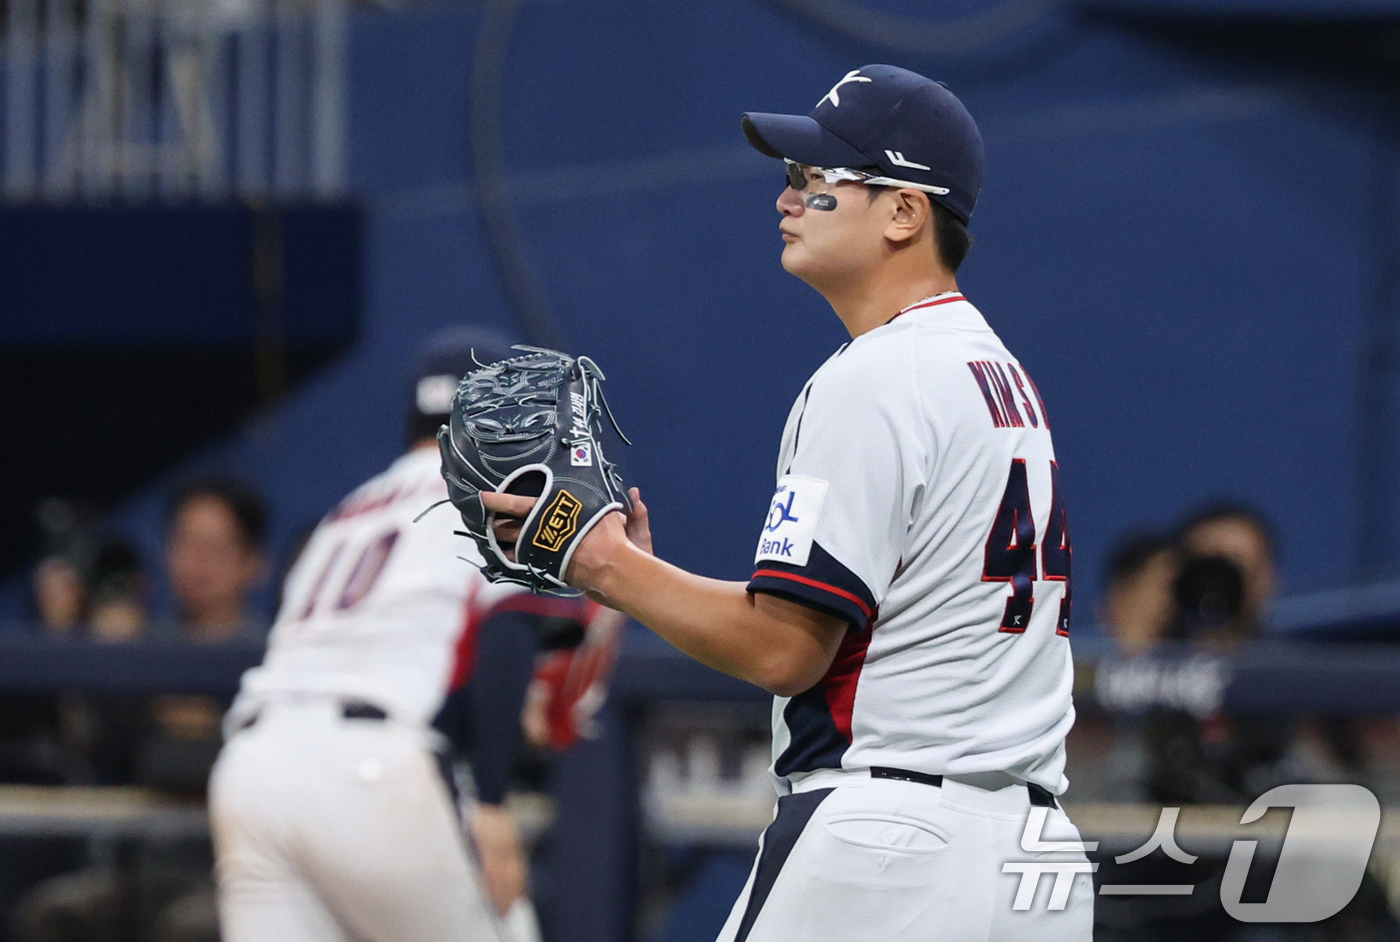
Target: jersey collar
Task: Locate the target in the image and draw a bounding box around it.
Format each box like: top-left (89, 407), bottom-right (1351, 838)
top-left (885, 291), bottom-right (966, 326)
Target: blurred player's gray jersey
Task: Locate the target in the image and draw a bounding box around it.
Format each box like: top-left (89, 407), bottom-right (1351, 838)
top-left (747, 293), bottom-right (1075, 794)
top-left (233, 447), bottom-right (509, 728)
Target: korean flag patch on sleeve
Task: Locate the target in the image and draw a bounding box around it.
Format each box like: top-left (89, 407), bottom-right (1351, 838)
top-left (755, 475), bottom-right (828, 568)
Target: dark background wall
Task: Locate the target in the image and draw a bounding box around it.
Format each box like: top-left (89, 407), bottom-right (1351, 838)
top-left (4, 0), bottom-right (1400, 627)
top-left (0, 205), bottom-right (360, 581)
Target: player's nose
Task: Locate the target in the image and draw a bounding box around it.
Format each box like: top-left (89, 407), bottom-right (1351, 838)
top-left (777, 185), bottom-right (804, 216)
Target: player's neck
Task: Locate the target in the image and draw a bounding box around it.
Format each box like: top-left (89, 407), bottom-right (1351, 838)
top-left (824, 269), bottom-right (959, 339)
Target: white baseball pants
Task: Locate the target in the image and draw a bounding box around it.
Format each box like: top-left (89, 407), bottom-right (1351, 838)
top-left (210, 700), bottom-right (508, 942)
top-left (715, 769), bottom-right (1095, 942)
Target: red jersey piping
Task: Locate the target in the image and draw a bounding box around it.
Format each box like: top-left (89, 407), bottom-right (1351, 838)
top-left (751, 569), bottom-right (874, 621)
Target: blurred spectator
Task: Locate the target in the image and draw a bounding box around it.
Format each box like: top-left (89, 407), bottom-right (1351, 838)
top-left (4, 561), bottom-right (85, 786)
top-left (29, 535), bottom-right (148, 645)
top-left (147, 477), bottom-right (271, 794)
top-left (27, 500), bottom-right (98, 637)
top-left (85, 542), bottom-right (147, 644)
top-left (1144, 504), bottom-right (1289, 805)
top-left (1099, 532), bottom-right (1178, 652)
top-left (1099, 503), bottom-right (1400, 941)
top-left (4, 535), bottom-right (151, 787)
top-left (30, 537), bottom-right (154, 789)
top-left (30, 559), bottom-right (85, 638)
top-left (1177, 501), bottom-right (1277, 634)
top-left (14, 480), bottom-right (271, 942)
top-left (162, 478), bottom-right (269, 642)
top-left (0, 536), bottom-right (151, 942)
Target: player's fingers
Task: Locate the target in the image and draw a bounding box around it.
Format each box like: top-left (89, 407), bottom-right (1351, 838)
top-left (625, 488), bottom-right (654, 555)
top-left (483, 492), bottom-right (533, 561)
top-left (489, 515), bottom-right (523, 539)
top-left (492, 521), bottom-right (522, 545)
top-left (482, 491), bottom-right (537, 517)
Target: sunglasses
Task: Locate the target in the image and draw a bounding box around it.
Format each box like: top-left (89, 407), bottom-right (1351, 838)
top-left (783, 158), bottom-right (950, 197)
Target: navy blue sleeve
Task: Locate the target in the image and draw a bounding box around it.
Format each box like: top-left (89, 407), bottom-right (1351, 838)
top-left (748, 541), bottom-right (878, 630)
top-left (433, 610), bottom-right (539, 806)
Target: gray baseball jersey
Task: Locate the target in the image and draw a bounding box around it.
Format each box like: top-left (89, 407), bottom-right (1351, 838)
top-left (747, 292), bottom-right (1076, 794)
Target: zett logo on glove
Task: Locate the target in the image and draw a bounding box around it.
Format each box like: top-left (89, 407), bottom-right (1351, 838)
top-left (533, 490), bottom-right (584, 553)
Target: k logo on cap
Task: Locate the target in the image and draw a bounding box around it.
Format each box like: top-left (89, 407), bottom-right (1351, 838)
top-left (817, 69), bottom-right (872, 109)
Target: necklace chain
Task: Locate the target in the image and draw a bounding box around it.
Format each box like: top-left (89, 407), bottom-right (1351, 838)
top-left (896, 291), bottom-right (960, 317)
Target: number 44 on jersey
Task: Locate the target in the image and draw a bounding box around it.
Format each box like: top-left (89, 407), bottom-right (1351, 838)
top-left (983, 459), bottom-right (1072, 637)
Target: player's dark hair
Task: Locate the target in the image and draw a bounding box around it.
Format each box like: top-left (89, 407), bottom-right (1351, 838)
top-left (933, 204), bottom-right (973, 273)
top-left (1101, 531), bottom-right (1174, 591)
top-left (165, 477), bottom-right (269, 550)
top-left (1175, 500), bottom-right (1278, 560)
top-left (866, 184), bottom-right (972, 272)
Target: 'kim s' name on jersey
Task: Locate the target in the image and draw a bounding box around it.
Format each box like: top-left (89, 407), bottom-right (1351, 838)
top-left (966, 360), bottom-right (1051, 430)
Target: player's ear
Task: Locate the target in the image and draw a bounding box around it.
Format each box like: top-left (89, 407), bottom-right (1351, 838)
top-left (884, 189), bottom-right (930, 246)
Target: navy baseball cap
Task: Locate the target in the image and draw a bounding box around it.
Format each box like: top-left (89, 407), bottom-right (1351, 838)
top-left (409, 326), bottom-right (517, 420)
top-left (742, 65), bottom-right (984, 225)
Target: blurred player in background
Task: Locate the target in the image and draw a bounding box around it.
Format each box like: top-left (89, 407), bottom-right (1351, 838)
top-left (210, 329), bottom-right (620, 942)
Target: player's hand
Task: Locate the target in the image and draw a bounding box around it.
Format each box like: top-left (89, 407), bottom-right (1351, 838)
top-left (480, 489), bottom-right (654, 562)
top-left (469, 802), bottom-right (528, 916)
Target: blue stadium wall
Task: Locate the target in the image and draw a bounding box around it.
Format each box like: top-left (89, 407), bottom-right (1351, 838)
top-left (8, 0), bottom-right (1400, 627)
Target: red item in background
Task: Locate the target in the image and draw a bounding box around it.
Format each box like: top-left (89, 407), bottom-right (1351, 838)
top-left (524, 602), bottom-right (625, 750)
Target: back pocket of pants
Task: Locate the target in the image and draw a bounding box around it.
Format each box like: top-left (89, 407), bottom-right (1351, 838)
top-left (822, 812), bottom-right (951, 855)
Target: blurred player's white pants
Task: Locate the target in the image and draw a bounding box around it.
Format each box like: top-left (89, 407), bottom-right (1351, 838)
top-left (210, 699), bottom-right (512, 942)
top-left (715, 769), bottom-right (1095, 942)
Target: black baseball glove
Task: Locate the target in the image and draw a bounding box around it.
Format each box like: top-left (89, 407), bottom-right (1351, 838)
top-left (437, 346), bottom-right (630, 594)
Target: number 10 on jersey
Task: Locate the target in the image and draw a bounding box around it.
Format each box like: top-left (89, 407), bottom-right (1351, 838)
top-left (982, 459), bottom-right (1071, 637)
